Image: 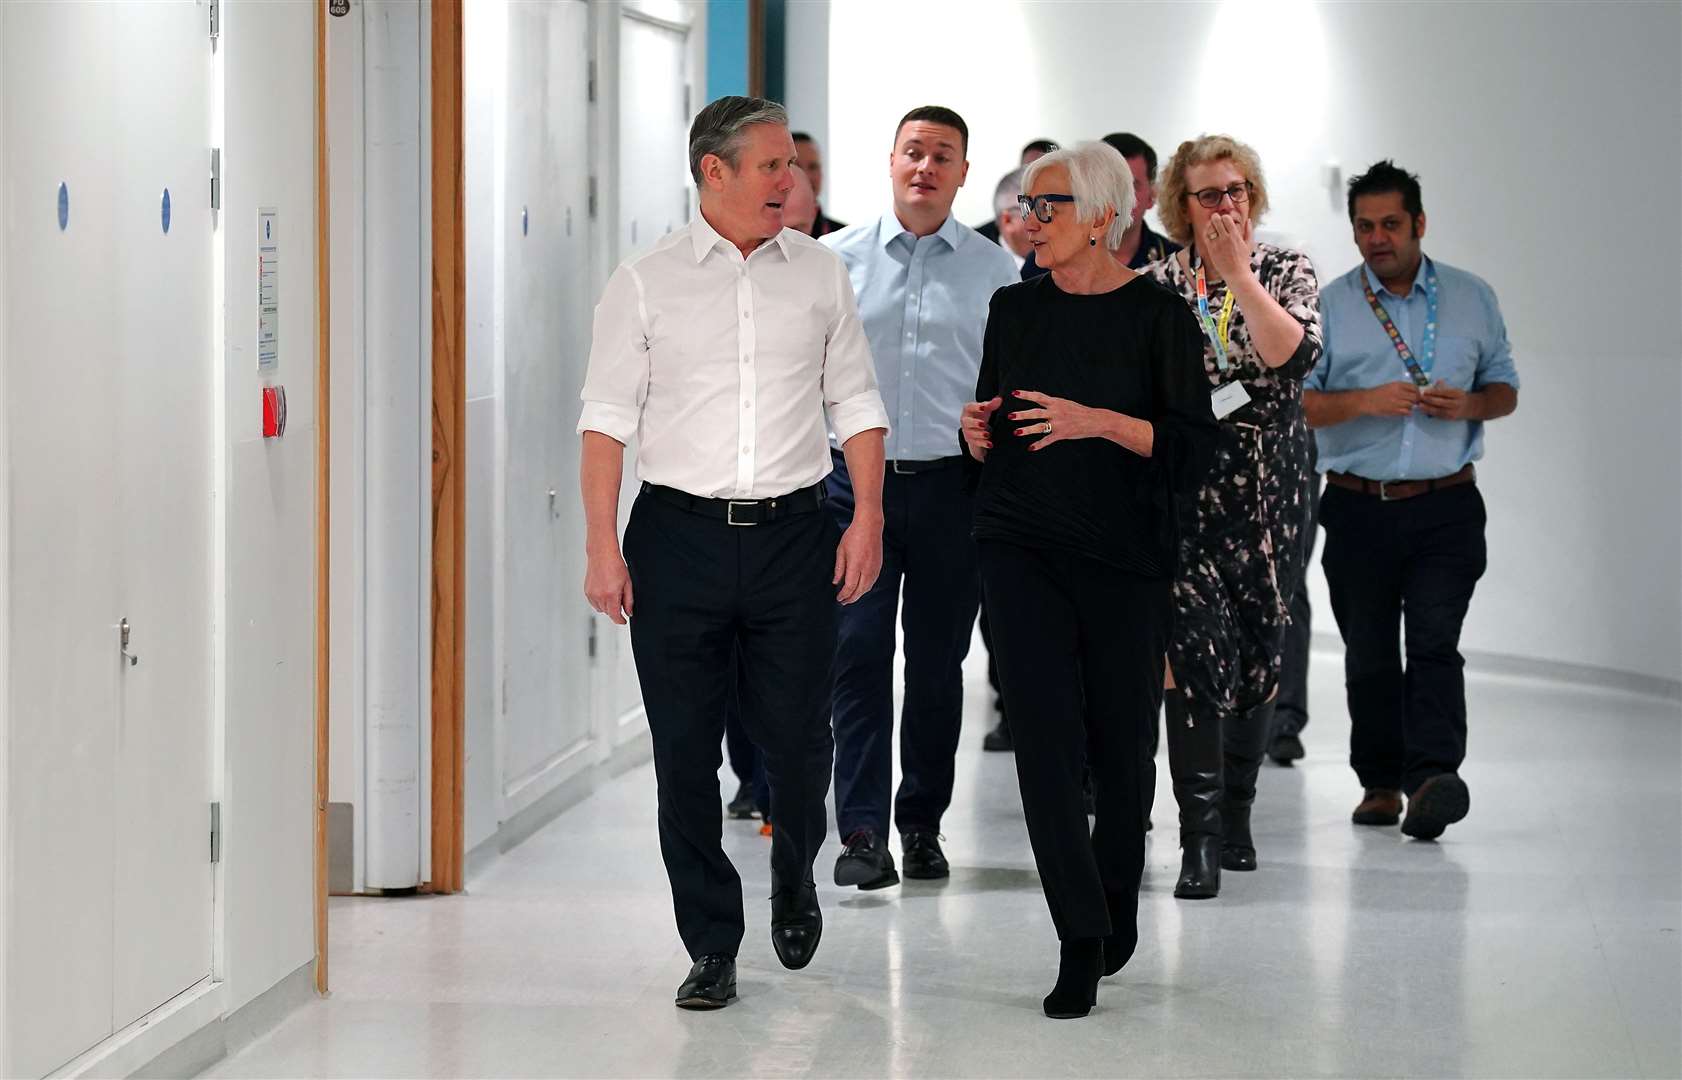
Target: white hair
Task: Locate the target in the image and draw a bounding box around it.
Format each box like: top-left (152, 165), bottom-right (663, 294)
top-left (1022, 141), bottom-right (1136, 251)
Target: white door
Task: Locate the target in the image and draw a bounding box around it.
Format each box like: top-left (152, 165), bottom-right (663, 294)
top-left (2, 2), bottom-right (214, 1074)
top-left (109, 0), bottom-right (215, 1027)
top-left (617, 13), bottom-right (689, 260)
top-left (500, 0), bottom-right (593, 808)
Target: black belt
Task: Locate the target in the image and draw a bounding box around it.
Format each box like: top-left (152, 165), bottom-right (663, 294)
top-left (831, 448), bottom-right (964, 476)
top-left (641, 481), bottom-right (825, 526)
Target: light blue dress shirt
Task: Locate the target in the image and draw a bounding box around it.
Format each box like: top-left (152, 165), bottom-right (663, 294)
top-left (822, 211), bottom-right (1021, 461)
top-left (1307, 256), bottom-right (1520, 481)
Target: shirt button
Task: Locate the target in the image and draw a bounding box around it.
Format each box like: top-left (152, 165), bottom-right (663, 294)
top-left (742, 446), bottom-right (750, 455)
top-left (743, 400), bottom-right (751, 408)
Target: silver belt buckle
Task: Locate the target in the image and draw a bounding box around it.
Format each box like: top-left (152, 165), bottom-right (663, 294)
top-left (1378, 480), bottom-right (1398, 501)
top-left (727, 500), bottom-right (759, 526)
top-left (891, 459), bottom-right (915, 475)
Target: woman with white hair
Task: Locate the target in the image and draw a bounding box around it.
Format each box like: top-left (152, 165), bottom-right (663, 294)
top-left (1144, 134), bottom-right (1322, 901)
top-left (960, 141), bottom-right (1216, 1019)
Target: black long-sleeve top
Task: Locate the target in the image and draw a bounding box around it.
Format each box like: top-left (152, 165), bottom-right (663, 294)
top-left (967, 273), bottom-right (1218, 579)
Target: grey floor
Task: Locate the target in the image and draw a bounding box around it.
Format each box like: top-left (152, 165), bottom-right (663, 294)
top-left (207, 645), bottom-right (1682, 1079)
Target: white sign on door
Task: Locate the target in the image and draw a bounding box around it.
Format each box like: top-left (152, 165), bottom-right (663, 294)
top-left (258, 207), bottom-right (279, 370)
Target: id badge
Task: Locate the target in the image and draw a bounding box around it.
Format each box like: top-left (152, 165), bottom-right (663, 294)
top-left (1211, 380), bottom-right (1251, 420)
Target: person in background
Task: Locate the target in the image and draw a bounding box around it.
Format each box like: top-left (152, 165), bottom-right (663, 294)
top-left (580, 97), bottom-right (888, 1009)
top-left (976, 140), bottom-right (1060, 243)
top-left (1145, 134), bottom-right (1321, 901)
top-left (822, 106), bottom-right (1020, 890)
top-left (1022, 132), bottom-right (1176, 281)
top-left (1304, 160), bottom-right (1518, 840)
top-left (962, 140), bottom-right (1215, 1017)
top-left (793, 131), bottom-right (846, 237)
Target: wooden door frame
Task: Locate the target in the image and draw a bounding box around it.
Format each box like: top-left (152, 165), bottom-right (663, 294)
top-left (427, 0), bottom-right (467, 896)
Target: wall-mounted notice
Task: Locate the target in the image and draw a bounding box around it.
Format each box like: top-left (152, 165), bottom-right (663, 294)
top-left (258, 207), bottom-right (280, 370)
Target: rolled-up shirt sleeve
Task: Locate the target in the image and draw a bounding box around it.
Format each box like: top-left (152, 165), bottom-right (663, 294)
top-left (576, 264), bottom-right (650, 444)
top-left (1472, 279), bottom-right (1521, 390)
top-left (820, 253), bottom-right (891, 444)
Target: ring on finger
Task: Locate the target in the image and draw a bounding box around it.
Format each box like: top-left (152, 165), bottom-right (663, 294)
top-left (1041, 421), bottom-right (1052, 435)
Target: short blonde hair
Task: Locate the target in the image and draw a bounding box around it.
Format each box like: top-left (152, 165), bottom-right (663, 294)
top-left (1157, 134), bottom-right (1270, 246)
top-left (1022, 141), bottom-right (1136, 251)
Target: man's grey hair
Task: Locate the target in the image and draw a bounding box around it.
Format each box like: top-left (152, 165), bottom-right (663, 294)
top-left (993, 167), bottom-right (1024, 214)
top-left (688, 96), bottom-right (789, 185)
top-left (1023, 141), bottom-right (1137, 251)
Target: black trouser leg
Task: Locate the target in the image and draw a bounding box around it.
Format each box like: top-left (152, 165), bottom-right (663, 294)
top-left (894, 468), bottom-right (979, 834)
top-left (722, 647), bottom-right (759, 787)
top-left (980, 542), bottom-right (1166, 942)
top-left (1399, 487), bottom-right (1487, 793)
top-left (1321, 487), bottom-right (1408, 791)
top-left (624, 495), bottom-right (747, 959)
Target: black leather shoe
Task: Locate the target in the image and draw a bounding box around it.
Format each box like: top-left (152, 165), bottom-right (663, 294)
top-left (1267, 732), bottom-right (1305, 765)
top-left (901, 830), bottom-right (949, 879)
top-left (725, 782), bottom-right (758, 820)
top-left (1175, 835), bottom-right (1221, 899)
top-left (982, 713), bottom-right (1013, 752)
top-left (834, 829), bottom-right (899, 889)
top-left (769, 881), bottom-right (822, 970)
top-left (1402, 774), bottom-right (1470, 840)
top-left (674, 954), bottom-right (736, 1009)
top-left (1043, 938), bottom-right (1102, 1019)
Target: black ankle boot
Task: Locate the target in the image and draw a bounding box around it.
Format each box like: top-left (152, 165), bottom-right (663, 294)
top-left (1102, 893), bottom-right (1137, 976)
top-left (1043, 938), bottom-right (1102, 1019)
top-left (1222, 699), bottom-right (1272, 873)
top-left (1166, 687), bottom-right (1222, 899)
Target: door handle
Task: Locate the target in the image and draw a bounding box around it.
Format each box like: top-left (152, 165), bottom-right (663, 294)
top-left (120, 617), bottom-right (140, 668)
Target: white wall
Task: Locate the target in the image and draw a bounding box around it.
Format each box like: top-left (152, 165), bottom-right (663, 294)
top-left (217, 0), bottom-right (319, 1014)
top-left (820, 0), bottom-right (1682, 685)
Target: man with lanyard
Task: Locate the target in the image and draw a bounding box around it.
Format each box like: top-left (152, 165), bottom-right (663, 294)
top-left (1304, 160), bottom-right (1519, 840)
top-left (580, 97), bottom-right (889, 1008)
top-left (821, 106), bottom-right (1020, 889)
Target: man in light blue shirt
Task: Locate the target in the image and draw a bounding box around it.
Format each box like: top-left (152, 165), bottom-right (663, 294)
top-left (1304, 160), bottom-right (1519, 842)
top-left (820, 105), bottom-right (1019, 890)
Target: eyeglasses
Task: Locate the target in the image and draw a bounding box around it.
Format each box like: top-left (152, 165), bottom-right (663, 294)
top-left (1017, 193), bottom-right (1076, 223)
top-left (1189, 182), bottom-right (1252, 209)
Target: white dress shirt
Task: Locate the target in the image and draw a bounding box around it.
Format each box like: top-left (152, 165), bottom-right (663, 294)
top-left (578, 212), bottom-right (890, 500)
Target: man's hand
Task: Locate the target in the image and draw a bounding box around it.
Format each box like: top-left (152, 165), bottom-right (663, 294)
top-left (1365, 381), bottom-right (1423, 418)
top-left (962, 396), bottom-right (1002, 460)
top-left (833, 518), bottom-right (883, 605)
top-left (584, 548), bottom-right (634, 625)
top-left (1419, 380), bottom-right (1473, 420)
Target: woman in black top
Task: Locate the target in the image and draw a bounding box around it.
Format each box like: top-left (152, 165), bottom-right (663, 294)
top-left (960, 142), bottom-right (1216, 1019)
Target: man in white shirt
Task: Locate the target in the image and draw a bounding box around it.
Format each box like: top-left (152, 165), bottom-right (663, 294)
top-left (578, 97), bottom-right (889, 1010)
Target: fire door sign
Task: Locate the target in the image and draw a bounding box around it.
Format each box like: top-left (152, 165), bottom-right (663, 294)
top-left (258, 208), bottom-right (280, 370)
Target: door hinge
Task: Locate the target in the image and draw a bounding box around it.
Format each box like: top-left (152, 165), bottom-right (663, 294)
top-left (209, 0), bottom-right (220, 41)
top-left (210, 802), bottom-right (222, 863)
top-left (587, 60), bottom-right (597, 104)
top-left (588, 176), bottom-right (597, 219)
top-left (588, 617), bottom-right (599, 661)
top-left (210, 148), bottom-right (221, 211)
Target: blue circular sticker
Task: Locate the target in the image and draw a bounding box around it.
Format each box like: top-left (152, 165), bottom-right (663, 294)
top-left (161, 188), bottom-right (172, 234)
top-left (522, 205), bottom-right (529, 236)
top-left (57, 182), bottom-right (69, 231)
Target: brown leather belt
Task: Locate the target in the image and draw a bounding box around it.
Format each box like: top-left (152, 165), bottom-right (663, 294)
top-left (1325, 463), bottom-right (1476, 502)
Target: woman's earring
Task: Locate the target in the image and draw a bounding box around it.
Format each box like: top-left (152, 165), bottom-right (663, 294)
top-left (1088, 235), bottom-right (1097, 247)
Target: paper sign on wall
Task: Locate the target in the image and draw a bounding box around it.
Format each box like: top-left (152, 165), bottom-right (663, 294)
top-left (258, 208), bottom-right (280, 370)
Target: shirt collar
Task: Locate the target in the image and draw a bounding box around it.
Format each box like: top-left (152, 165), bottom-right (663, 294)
top-left (1362, 253), bottom-right (1432, 300)
top-left (690, 209), bottom-right (790, 264)
top-left (877, 210), bottom-right (961, 253)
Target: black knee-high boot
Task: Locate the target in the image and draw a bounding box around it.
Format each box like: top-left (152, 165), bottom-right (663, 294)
top-left (1222, 698), bottom-right (1273, 872)
top-left (1165, 687), bottom-right (1221, 899)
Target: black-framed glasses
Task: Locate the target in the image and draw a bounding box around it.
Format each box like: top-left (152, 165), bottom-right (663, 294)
top-left (1189, 182), bottom-right (1252, 209)
top-left (1017, 193), bottom-right (1076, 223)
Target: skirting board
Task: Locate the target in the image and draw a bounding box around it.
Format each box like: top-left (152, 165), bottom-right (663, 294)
top-left (1309, 632), bottom-right (1682, 703)
top-left (465, 721), bottom-right (652, 881)
top-left (128, 962), bottom-right (315, 1080)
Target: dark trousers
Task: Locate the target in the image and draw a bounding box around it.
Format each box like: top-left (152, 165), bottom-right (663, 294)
top-left (623, 490), bottom-right (840, 959)
top-left (979, 541), bottom-right (1170, 942)
top-left (721, 652), bottom-right (770, 815)
top-left (1274, 463), bottom-right (1322, 739)
top-left (826, 453), bottom-right (979, 838)
top-left (1320, 483), bottom-right (1487, 795)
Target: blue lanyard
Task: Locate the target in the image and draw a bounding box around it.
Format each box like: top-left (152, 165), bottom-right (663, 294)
top-left (1362, 263), bottom-right (1438, 387)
